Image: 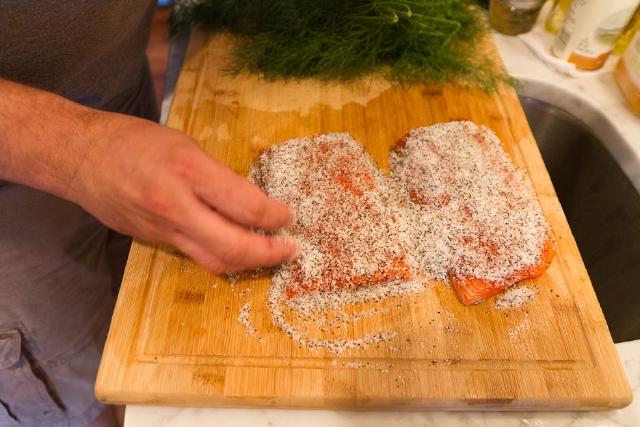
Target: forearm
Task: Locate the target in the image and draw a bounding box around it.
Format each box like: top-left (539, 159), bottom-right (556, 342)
top-left (0, 79), bottom-right (297, 272)
top-left (0, 78), bottom-right (98, 200)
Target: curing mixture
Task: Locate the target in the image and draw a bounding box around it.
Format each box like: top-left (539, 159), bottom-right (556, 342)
top-left (252, 132), bottom-right (417, 352)
top-left (246, 123), bottom-right (553, 351)
top-left (390, 121), bottom-right (554, 305)
top-left (253, 132), bottom-right (413, 299)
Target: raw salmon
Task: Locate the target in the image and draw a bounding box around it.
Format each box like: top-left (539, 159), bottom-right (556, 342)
top-left (390, 121), bottom-right (554, 305)
top-left (254, 133), bottom-right (412, 299)
top-left (449, 237), bottom-right (555, 305)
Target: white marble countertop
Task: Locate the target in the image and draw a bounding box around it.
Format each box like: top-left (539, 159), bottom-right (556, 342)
top-left (124, 29), bottom-right (640, 427)
top-left (126, 340), bottom-right (639, 426)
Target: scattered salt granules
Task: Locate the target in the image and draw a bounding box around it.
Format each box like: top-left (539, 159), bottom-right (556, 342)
top-left (351, 307), bottom-right (386, 320)
top-left (267, 270), bottom-right (399, 353)
top-left (283, 279), bottom-right (427, 318)
top-left (495, 285), bottom-right (538, 309)
top-left (237, 302), bottom-right (257, 336)
top-left (507, 320), bottom-right (529, 342)
top-left (343, 362), bottom-right (367, 368)
top-left (227, 268), bottom-right (266, 287)
top-left (390, 121), bottom-right (550, 301)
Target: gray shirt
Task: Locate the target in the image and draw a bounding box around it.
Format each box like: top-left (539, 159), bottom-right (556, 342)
top-left (0, 4), bottom-right (158, 425)
top-left (0, 0), bottom-right (156, 113)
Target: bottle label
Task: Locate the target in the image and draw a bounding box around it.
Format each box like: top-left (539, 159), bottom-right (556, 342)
top-left (554, 26), bottom-right (572, 56)
top-left (553, 0), bottom-right (637, 65)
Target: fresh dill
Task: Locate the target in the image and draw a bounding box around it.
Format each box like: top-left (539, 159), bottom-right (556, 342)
top-left (171, 0), bottom-right (511, 90)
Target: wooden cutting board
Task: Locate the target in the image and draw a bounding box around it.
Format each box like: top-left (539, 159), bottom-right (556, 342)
top-left (95, 31), bottom-right (632, 410)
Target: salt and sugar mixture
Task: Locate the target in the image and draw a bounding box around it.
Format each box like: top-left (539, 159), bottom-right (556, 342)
top-left (390, 121), bottom-right (549, 285)
top-left (233, 123), bottom-right (550, 352)
top-left (253, 133), bottom-right (422, 352)
top-left (254, 133), bottom-right (412, 297)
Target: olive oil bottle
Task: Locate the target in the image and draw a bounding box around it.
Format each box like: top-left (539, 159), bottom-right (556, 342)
top-left (544, 0), bottom-right (573, 34)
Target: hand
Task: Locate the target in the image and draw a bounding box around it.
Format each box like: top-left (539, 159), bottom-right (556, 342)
top-left (67, 111), bottom-right (297, 273)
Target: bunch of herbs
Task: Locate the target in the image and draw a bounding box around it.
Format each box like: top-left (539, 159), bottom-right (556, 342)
top-left (171, 0), bottom-right (510, 90)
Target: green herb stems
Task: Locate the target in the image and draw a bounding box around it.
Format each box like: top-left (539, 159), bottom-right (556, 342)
top-left (171, 0), bottom-right (511, 90)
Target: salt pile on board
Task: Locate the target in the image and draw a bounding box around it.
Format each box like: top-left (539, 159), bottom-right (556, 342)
top-left (495, 285), bottom-right (538, 309)
top-left (507, 314), bottom-right (531, 342)
top-left (390, 121), bottom-right (552, 305)
top-left (237, 302), bottom-right (257, 336)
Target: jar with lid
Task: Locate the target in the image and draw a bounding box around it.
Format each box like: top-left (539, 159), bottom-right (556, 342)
top-left (490, 0), bottom-right (547, 35)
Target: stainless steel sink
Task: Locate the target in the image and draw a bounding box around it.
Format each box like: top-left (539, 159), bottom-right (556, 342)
top-left (519, 94), bottom-right (640, 343)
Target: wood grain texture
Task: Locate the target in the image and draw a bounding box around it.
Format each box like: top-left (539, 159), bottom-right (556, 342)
top-left (95, 32), bottom-right (632, 410)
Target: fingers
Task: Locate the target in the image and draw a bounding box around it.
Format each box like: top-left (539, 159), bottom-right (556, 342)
top-left (177, 196), bottom-right (298, 272)
top-left (187, 153), bottom-right (294, 230)
top-left (158, 142), bottom-right (297, 272)
top-left (170, 233), bottom-right (227, 273)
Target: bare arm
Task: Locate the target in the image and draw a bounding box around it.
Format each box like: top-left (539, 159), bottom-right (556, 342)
top-left (0, 79), bottom-right (297, 272)
top-left (0, 79), bottom-right (96, 197)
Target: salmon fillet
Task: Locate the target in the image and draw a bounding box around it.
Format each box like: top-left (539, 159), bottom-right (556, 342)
top-left (254, 133), bottom-right (412, 299)
top-left (390, 121), bottom-right (554, 305)
top-left (449, 237), bottom-right (555, 305)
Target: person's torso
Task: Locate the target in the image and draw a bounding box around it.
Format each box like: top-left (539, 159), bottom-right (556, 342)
top-left (0, 0), bottom-right (155, 112)
top-left (0, 1), bottom-right (158, 362)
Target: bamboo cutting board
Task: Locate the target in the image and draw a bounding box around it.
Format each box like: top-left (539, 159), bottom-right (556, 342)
top-left (95, 32), bottom-right (632, 409)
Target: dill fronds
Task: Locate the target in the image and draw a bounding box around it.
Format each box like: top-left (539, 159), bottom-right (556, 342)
top-left (171, 0), bottom-right (511, 90)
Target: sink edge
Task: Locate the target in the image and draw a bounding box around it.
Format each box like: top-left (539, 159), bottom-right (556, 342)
top-left (515, 78), bottom-right (640, 194)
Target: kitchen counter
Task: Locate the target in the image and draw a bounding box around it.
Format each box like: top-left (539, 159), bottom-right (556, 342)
top-left (126, 341), bottom-right (640, 426)
top-left (494, 33), bottom-right (640, 193)
top-left (123, 32), bottom-right (639, 426)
